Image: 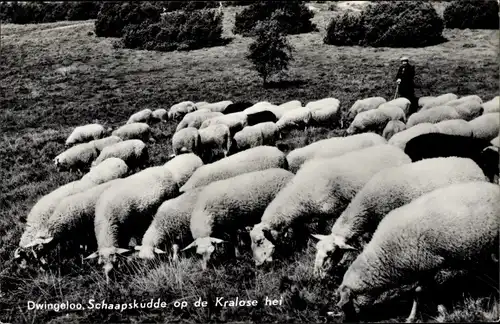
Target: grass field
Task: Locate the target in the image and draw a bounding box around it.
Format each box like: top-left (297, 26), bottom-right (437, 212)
top-left (0, 2), bottom-right (499, 323)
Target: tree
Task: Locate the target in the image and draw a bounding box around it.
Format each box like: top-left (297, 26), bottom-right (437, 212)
top-left (246, 11), bottom-right (295, 86)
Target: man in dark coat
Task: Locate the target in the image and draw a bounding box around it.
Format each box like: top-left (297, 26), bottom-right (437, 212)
top-left (395, 56), bottom-right (418, 115)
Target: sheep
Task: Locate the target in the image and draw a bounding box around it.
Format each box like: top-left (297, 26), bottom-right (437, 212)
top-left (249, 144), bottom-right (411, 266)
top-left (388, 123), bottom-right (440, 150)
top-left (491, 136), bottom-right (500, 147)
top-left (163, 153), bottom-right (203, 188)
top-left (434, 119), bottom-right (473, 137)
top-left (276, 106), bottom-right (312, 130)
top-left (180, 146), bottom-right (288, 193)
top-left (198, 124), bottom-right (231, 161)
top-left (230, 122), bottom-right (280, 154)
top-left (443, 95), bottom-right (483, 107)
top-left (346, 109), bottom-right (392, 134)
top-left (379, 98), bottom-right (411, 115)
top-left (468, 112), bottom-right (500, 141)
top-left (311, 157), bottom-right (488, 279)
top-left (65, 123), bottom-right (106, 146)
top-left (200, 100), bottom-right (233, 113)
top-left (482, 95), bottom-right (499, 114)
top-left (171, 127), bottom-right (201, 156)
top-left (267, 101), bottom-right (302, 119)
top-left (244, 101), bottom-right (274, 114)
top-left (88, 136), bottom-right (122, 152)
top-left (309, 99), bottom-right (341, 126)
top-left (168, 101), bottom-right (197, 120)
top-left (420, 93), bottom-right (458, 110)
top-left (86, 166), bottom-right (179, 279)
top-left (377, 105), bottom-right (406, 122)
top-left (382, 120), bottom-right (406, 140)
top-left (135, 187), bottom-right (205, 261)
top-left (182, 168), bottom-right (294, 269)
top-left (126, 108), bottom-right (152, 124)
top-left (176, 110), bottom-right (223, 132)
top-left (151, 108), bottom-right (168, 122)
top-left (404, 133), bottom-right (500, 182)
top-left (223, 102), bottom-right (253, 115)
top-left (279, 100), bottom-right (302, 110)
top-left (199, 112), bottom-right (248, 136)
top-left (287, 132), bottom-right (387, 173)
top-left (305, 97), bottom-right (339, 111)
top-left (246, 110), bottom-right (278, 126)
top-left (406, 106), bottom-right (460, 128)
top-left (347, 97), bottom-right (386, 119)
top-left (335, 181), bottom-right (499, 323)
top-left (81, 157), bottom-right (129, 185)
top-left (453, 100), bottom-right (484, 121)
top-left (92, 139), bottom-right (148, 170)
top-left (417, 96), bottom-right (435, 109)
top-left (195, 101), bottom-right (209, 109)
top-left (54, 142), bottom-right (99, 173)
top-left (111, 122), bottom-right (151, 142)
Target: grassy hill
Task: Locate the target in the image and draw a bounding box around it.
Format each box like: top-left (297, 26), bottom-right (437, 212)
top-left (0, 3), bottom-right (498, 323)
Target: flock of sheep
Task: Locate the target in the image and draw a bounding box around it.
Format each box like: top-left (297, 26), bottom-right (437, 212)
top-left (14, 93), bottom-right (500, 322)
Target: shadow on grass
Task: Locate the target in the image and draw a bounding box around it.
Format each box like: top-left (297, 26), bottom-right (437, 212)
top-left (264, 79), bottom-right (306, 89)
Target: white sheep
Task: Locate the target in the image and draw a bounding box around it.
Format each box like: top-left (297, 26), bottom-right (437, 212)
top-left (347, 97), bottom-right (386, 119)
top-left (266, 101), bottom-right (302, 119)
top-left (168, 101), bottom-right (197, 120)
top-left (88, 136), bottom-right (122, 152)
top-left (336, 181), bottom-right (499, 323)
top-left (111, 122), bottom-right (151, 142)
top-left (388, 123), bottom-right (439, 150)
top-left (420, 93), bottom-right (458, 110)
top-left (250, 144), bottom-right (411, 266)
top-left (180, 146), bottom-right (288, 192)
top-left (382, 120), bottom-right (406, 140)
top-left (151, 108), bottom-right (168, 122)
top-left (377, 104), bottom-right (406, 122)
top-left (434, 119), bottom-right (473, 137)
top-left (309, 98), bottom-right (341, 125)
top-left (199, 112), bottom-right (248, 135)
top-left (182, 168), bottom-right (294, 269)
top-left (312, 157), bottom-right (488, 279)
top-left (86, 166), bottom-right (179, 279)
top-left (468, 112), bottom-right (500, 141)
top-left (171, 127), bottom-right (201, 156)
top-left (453, 99), bottom-right (484, 121)
top-left (65, 123), bottom-right (106, 146)
top-left (379, 97), bottom-right (411, 115)
top-left (305, 97), bottom-right (339, 111)
top-left (81, 157), bottom-right (129, 185)
top-left (127, 108), bottom-right (152, 124)
top-left (346, 108), bottom-right (392, 134)
top-left (406, 106), bottom-right (460, 128)
top-left (417, 96), bottom-right (435, 109)
top-left (92, 139), bottom-right (148, 170)
top-left (482, 96), bottom-right (499, 114)
top-left (163, 153), bottom-right (203, 188)
top-left (176, 110), bottom-right (222, 132)
top-left (276, 106), bottom-right (312, 130)
top-left (54, 142), bottom-right (99, 172)
top-left (199, 100), bottom-right (233, 113)
top-left (244, 101), bottom-right (274, 114)
top-left (287, 132), bottom-right (387, 173)
top-left (279, 100), bottom-right (302, 110)
top-left (444, 94), bottom-right (483, 107)
top-left (195, 101), bottom-right (209, 109)
top-left (232, 122), bottom-right (279, 153)
top-left (198, 124), bottom-right (231, 160)
top-left (491, 136), bottom-right (499, 147)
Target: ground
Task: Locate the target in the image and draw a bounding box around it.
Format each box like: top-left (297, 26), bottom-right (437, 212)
top-left (0, 2), bottom-right (498, 323)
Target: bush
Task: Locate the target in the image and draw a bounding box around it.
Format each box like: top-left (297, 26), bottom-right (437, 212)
top-left (159, 1), bottom-right (218, 12)
top-left (233, 1), bottom-right (316, 36)
top-left (66, 1), bottom-right (102, 21)
top-left (246, 12), bottom-right (295, 85)
top-left (324, 1), bottom-right (445, 48)
top-left (121, 9), bottom-right (224, 52)
top-left (443, 0), bottom-right (499, 29)
top-left (94, 1), bottom-right (161, 38)
top-left (225, 1), bottom-right (256, 6)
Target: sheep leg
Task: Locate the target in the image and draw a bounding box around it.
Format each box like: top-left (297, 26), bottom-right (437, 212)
top-left (406, 286), bottom-right (422, 323)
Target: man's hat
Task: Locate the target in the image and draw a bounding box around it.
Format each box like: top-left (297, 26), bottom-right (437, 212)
top-left (400, 56), bottom-right (409, 62)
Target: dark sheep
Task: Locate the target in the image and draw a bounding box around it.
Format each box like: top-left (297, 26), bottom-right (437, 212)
top-left (246, 110), bottom-right (278, 126)
top-left (404, 133), bottom-right (499, 182)
top-left (223, 102), bottom-right (253, 115)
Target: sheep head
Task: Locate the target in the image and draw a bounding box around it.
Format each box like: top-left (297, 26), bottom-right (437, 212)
top-left (249, 223), bottom-right (278, 266)
top-left (181, 237), bottom-right (224, 270)
top-left (311, 234), bottom-right (356, 279)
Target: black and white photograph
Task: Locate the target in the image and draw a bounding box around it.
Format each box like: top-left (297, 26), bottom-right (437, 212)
top-left (0, 1), bottom-right (499, 323)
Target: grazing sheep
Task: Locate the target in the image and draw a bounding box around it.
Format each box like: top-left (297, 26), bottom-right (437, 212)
top-left (247, 110), bottom-right (278, 126)
top-left (171, 127), bottom-right (201, 156)
top-left (231, 122), bottom-right (280, 154)
top-left (347, 97), bottom-right (386, 119)
top-left (388, 123), bottom-right (439, 150)
top-left (309, 98), bottom-right (341, 126)
top-left (379, 98), bottom-right (411, 115)
top-left (417, 96), bottom-right (435, 109)
top-left (444, 95), bottom-right (483, 107)
top-left (182, 168), bottom-right (294, 269)
top-left (199, 112), bottom-right (248, 136)
top-left (404, 133), bottom-right (500, 182)
top-left (198, 124), bottom-right (231, 161)
top-left (223, 102), bottom-right (253, 115)
top-left (195, 101), bottom-right (209, 109)
top-left (54, 142), bottom-right (99, 172)
top-left (305, 98), bottom-right (340, 111)
top-left (250, 144), bottom-right (411, 266)
top-left (382, 120), bottom-right (406, 140)
top-left (112, 122), bottom-right (151, 142)
top-left (65, 123), bottom-right (106, 146)
top-left (180, 146), bottom-right (288, 192)
top-left (468, 112), bottom-right (500, 141)
top-left (127, 109), bottom-right (152, 124)
top-left (312, 157), bottom-right (488, 279)
top-left (279, 100), bottom-right (302, 110)
top-left (420, 93), bottom-right (458, 110)
top-left (168, 101), bottom-right (197, 120)
top-left (335, 181), bottom-right (499, 323)
top-left (200, 100), bottom-right (233, 113)
top-left (406, 106), bottom-right (460, 128)
top-left (81, 157), bottom-right (129, 185)
top-left (276, 107), bottom-right (312, 130)
top-left (491, 136), bottom-right (500, 147)
top-left (346, 109), bottom-right (392, 134)
top-left (92, 139), bottom-right (148, 170)
top-left (244, 101), bottom-right (274, 114)
top-left (287, 133), bottom-right (386, 173)
top-left (163, 153), bottom-right (204, 188)
top-left (434, 119), bottom-right (473, 137)
top-left (151, 108), bottom-right (168, 122)
top-left (86, 166), bottom-right (179, 279)
top-left (453, 100), bottom-right (484, 121)
top-left (266, 101), bottom-right (302, 119)
top-left (88, 136), bottom-right (122, 152)
top-left (176, 110), bottom-right (223, 132)
top-left (482, 96), bottom-right (500, 114)
top-left (377, 105), bottom-right (406, 122)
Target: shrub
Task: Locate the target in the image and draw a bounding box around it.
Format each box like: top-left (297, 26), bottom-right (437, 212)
top-left (443, 0), bottom-right (499, 29)
top-left (233, 1), bottom-right (316, 36)
top-left (225, 1), bottom-right (256, 6)
top-left (246, 11), bottom-right (295, 85)
top-left (66, 1), bottom-right (102, 21)
top-left (324, 12), bottom-right (364, 46)
top-left (159, 1), bottom-right (218, 12)
top-left (121, 9), bottom-right (224, 52)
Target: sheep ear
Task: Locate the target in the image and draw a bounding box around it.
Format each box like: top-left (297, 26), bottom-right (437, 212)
top-left (181, 241), bottom-right (197, 251)
top-left (333, 235), bottom-right (356, 250)
top-left (134, 245), bottom-right (142, 251)
top-left (85, 252), bottom-right (99, 260)
top-left (41, 237), bottom-right (53, 244)
top-left (311, 234), bottom-right (329, 241)
top-left (209, 237), bottom-right (224, 244)
top-left (262, 229), bottom-right (277, 244)
top-left (154, 248), bottom-right (166, 254)
top-left (116, 248), bottom-right (130, 255)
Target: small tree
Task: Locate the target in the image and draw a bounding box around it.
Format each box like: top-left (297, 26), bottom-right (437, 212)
top-left (246, 12), bottom-right (295, 85)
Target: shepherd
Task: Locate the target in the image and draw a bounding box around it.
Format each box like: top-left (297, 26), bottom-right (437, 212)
top-left (395, 56), bottom-right (418, 115)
